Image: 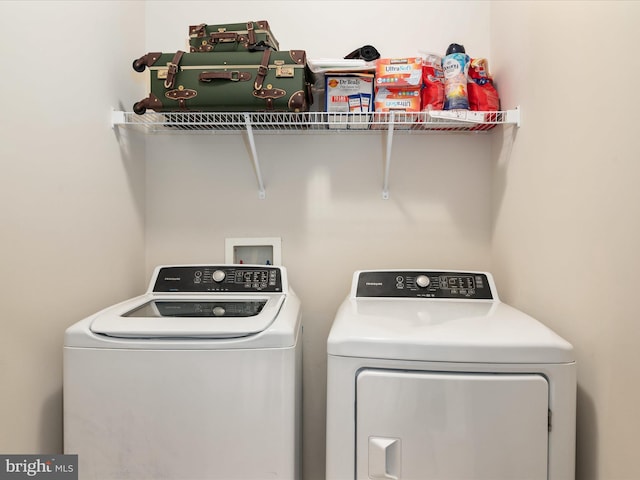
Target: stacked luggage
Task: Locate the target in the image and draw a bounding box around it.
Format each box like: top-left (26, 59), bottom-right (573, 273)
top-left (132, 21), bottom-right (313, 114)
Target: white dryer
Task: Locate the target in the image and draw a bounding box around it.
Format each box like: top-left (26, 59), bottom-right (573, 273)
top-left (326, 270), bottom-right (575, 480)
top-left (64, 265), bottom-right (301, 480)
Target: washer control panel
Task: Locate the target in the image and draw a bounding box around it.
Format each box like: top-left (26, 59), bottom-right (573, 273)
top-left (356, 271), bottom-right (493, 299)
top-left (153, 266), bottom-right (282, 293)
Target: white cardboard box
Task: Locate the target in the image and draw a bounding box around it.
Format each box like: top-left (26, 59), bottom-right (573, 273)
top-left (325, 73), bottom-right (375, 129)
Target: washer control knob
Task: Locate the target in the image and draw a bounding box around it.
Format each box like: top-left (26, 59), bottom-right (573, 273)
top-left (212, 306), bottom-right (226, 317)
top-left (212, 270), bottom-right (226, 283)
top-left (415, 275), bottom-right (430, 288)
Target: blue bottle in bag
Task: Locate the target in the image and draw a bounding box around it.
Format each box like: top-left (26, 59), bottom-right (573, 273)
top-left (443, 43), bottom-right (470, 110)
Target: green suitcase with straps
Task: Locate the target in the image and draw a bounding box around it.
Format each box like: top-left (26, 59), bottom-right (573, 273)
top-left (132, 49), bottom-right (313, 114)
top-left (188, 20), bottom-right (279, 52)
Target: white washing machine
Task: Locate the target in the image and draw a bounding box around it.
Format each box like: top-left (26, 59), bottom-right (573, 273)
top-left (326, 270), bottom-right (575, 480)
top-left (64, 265), bottom-right (301, 480)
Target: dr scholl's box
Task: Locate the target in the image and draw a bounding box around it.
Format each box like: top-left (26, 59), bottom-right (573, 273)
top-left (325, 73), bottom-right (375, 129)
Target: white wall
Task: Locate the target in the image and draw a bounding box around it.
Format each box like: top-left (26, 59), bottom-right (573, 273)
top-left (144, 2), bottom-right (493, 479)
top-left (490, 2), bottom-right (640, 479)
top-left (8, 2), bottom-right (639, 480)
top-left (0, 1), bottom-right (146, 452)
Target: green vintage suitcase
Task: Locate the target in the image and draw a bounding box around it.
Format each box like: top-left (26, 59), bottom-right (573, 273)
top-left (132, 49), bottom-right (313, 114)
top-left (189, 20), bottom-right (279, 52)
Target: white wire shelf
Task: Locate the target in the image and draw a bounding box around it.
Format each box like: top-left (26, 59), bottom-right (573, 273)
top-left (111, 109), bottom-right (520, 134)
top-left (111, 107), bottom-right (520, 200)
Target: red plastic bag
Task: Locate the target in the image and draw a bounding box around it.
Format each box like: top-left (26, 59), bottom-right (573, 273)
top-left (467, 58), bottom-right (500, 111)
top-left (420, 53), bottom-right (444, 110)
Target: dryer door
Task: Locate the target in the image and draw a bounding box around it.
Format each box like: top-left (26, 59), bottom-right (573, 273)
top-left (356, 369), bottom-right (549, 480)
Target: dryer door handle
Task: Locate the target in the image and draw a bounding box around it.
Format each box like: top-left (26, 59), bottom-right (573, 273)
top-left (369, 437), bottom-right (401, 480)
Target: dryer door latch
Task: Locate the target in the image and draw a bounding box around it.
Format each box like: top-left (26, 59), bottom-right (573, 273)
top-left (369, 437), bottom-right (401, 480)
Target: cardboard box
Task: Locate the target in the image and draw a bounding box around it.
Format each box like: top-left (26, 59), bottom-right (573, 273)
top-left (374, 88), bottom-right (421, 112)
top-left (325, 73), bottom-right (375, 129)
top-left (325, 73), bottom-right (375, 112)
top-left (375, 57), bottom-right (423, 89)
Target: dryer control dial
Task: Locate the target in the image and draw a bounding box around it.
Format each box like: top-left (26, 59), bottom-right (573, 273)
top-left (212, 270), bottom-right (226, 283)
top-left (415, 275), bottom-right (430, 288)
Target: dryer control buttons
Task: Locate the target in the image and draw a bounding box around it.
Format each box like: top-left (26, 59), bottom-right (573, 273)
top-left (212, 270), bottom-right (226, 283)
top-left (356, 271), bottom-right (493, 299)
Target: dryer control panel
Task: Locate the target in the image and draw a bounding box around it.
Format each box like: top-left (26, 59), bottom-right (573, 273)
top-left (356, 271), bottom-right (493, 299)
top-left (152, 266), bottom-right (283, 293)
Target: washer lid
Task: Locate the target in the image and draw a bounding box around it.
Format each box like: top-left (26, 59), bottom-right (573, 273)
top-left (89, 295), bottom-right (285, 339)
top-left (327, 298), bottom-right (574, 364)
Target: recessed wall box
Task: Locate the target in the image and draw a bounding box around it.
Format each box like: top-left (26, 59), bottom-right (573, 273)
top-left (225, 237), bottom-right (282, 265)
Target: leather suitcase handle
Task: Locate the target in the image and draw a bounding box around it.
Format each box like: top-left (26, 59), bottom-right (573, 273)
top-left (199, 71), bottom-right (252, 82)
top-left (253, 88), bottom-right (286, 111)
top-left (165, 88), bottom-right (197, 100)
top-left (209, 31), bottom-right (240, 43)
top-left (165, 88), bottom-right (197, 110)
top-left (253, 88), bottom-right (286, 100)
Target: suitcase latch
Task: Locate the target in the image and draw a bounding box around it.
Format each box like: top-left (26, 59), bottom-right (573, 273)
top-left (275, 61), bottom-right (294, 78)
top-left (157, 67), bottom-right (168, 80)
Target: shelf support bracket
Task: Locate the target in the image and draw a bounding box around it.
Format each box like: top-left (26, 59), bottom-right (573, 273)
top-left (111, 109), bottom-right (125, 129)
top-left (382, 111), bottom-right (395, 199)
top-left (244, 113), bottom-right (266, 199)
top-left (507, 105), bottom-right (521, 127)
